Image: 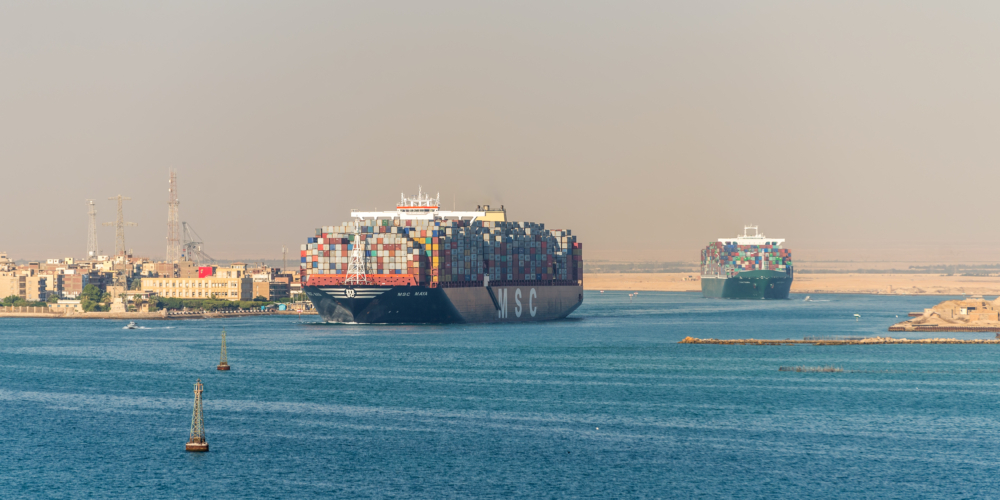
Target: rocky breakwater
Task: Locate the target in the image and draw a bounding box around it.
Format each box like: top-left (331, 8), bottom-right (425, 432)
top-left (890, 296), bottom-right (1000, 333)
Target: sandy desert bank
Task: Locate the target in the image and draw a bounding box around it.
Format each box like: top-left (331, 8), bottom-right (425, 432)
top-left (583, 273), bottom-right (1000, 296)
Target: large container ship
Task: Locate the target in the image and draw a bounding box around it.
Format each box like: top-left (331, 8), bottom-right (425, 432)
top-left (300, 189), bottom-right (583, 323)
top-left (700, 226), bottom-right (793, 299)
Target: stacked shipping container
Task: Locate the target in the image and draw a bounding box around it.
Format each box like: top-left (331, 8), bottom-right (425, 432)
top-left (701, 242), bottom-right (792, 278)
top-left (301, 219), bottom-right (582, 287)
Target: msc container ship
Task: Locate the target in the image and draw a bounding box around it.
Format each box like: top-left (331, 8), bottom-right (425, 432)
top-left (301, 189), bottom-right (583, 323)
top-left (701, 226), bottom-right (793, 299)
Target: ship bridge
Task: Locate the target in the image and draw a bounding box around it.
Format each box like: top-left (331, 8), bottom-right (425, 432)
top-left (351, 187), bottom-right (506, 222)
top-left (718, 225), bottom-right (785, 246)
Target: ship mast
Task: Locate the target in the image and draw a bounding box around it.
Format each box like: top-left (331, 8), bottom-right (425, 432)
top-left (346, 223), bottom-right (370, 285)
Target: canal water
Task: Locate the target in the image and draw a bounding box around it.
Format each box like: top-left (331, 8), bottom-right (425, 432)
top-left (2, 292), bottom-right (999, 498)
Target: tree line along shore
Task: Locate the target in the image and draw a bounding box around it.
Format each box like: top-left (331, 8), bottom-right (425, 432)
top-left (0, 307), bottom-right (316, 319)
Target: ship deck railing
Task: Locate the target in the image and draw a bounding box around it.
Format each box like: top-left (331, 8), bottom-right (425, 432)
top-left (437, 279), bottom-right (581, 288)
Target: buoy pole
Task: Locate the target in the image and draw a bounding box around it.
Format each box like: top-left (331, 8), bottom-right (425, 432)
top-left (185, 379), bottom-right (209, 452)
top-left (217, 330), bottom-right (230, 371)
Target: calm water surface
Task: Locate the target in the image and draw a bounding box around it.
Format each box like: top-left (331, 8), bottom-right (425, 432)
top-left (3, 292), bottom-right (1000, 498)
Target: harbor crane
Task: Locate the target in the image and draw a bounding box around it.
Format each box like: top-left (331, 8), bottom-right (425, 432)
top-left (181, 222), bottom-right (215, 264)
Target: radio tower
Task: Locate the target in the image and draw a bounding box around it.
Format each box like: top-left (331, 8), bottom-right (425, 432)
top-left (166, 170), bottom-right (181, 262)
top-left (185, 379), bottom-right (209, 452)
top-left (86, 200), bottom-right (99, 258)
top-left (346, 224), bottom-right (370, 285)
top-left (103, 195), bottom-right (136, 294)
top-left (217, 330), bottom-right (230, 371)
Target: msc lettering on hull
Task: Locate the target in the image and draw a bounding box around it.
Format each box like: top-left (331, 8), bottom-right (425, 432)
top-left (307, 283), bottom-right (582, 324)
top-left (499, 288), bottom-right (538, 319)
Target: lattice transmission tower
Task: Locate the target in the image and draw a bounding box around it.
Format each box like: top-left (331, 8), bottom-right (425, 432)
top-left (166, 170), bottom-right (181, 262)
top-left (103, 195), bottom-right (136, 292)
top-left (185, 379), bottom-right (209, 452)
top-left (86, 200), bottom-right (99, 258)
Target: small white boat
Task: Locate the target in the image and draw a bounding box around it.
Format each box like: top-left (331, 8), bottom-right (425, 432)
top-left (123, 321), bottom-right (138, 330)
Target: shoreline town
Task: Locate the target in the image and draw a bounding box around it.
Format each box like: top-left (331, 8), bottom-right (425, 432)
top-left (0, 251), bottom-right (313, 317)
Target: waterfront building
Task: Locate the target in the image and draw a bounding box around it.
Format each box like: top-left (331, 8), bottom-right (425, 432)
top-left (251, 280), bottom-right (290, 301)
top-left (154, 262), bottom-right (177, 278)
top-left (178, 260), bottom-right (198, 278)
top-left (60, 271), bottom-right (87, 298)
top-left (0, 271), bottom-right (48, 301)
top-left (0, 272), bottom-right (18, 298)
top-left (50, 300), bottom-right (84, 313)
top-left (141, 275), bottom-right (252, 300)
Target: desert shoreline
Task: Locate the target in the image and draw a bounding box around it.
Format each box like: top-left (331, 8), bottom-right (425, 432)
top-left (583, 273), bottom-right (1000, 296)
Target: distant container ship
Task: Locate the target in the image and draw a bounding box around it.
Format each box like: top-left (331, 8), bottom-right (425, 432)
top-left (700, 226), bottom-right (793, 299)
top-left (300, 189), bottom-right (583, 323)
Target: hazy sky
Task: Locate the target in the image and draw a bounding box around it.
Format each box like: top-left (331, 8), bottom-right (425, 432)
top-left (3, 1), bottom-right (1000, 263)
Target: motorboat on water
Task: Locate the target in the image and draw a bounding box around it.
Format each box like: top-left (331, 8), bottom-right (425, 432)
top-left (123, 321), bottom-right (138, 330)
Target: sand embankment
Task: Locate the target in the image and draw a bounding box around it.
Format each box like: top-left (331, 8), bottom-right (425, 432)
top-left (583, 273), bottom-right (1000, 295)
top-left (680, 336), bottom-right (1000, 345)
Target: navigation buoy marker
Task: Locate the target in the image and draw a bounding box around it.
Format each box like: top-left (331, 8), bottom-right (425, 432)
top-left (217, 330), bottom-right (230, 371)
top-left (185, 379), bottom-right (209, 452)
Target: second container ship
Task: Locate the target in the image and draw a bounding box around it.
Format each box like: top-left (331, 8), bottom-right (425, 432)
top-left (700, 226), bottom-right (793, 299)
top-left (300, 189), bottom-right (583, 323)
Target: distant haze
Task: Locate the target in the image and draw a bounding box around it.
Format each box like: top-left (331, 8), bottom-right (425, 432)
top-left (3, 2), bottom-right (1000, 264)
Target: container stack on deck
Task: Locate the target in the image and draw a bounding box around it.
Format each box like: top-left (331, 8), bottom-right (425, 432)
top-left (701, 242), bottom-right (792, 277)
top-left (301, 219), bottom-right (582, 287)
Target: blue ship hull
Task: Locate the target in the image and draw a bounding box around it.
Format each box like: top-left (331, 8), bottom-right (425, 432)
top-left (305, 283), bottom-right (583, 324)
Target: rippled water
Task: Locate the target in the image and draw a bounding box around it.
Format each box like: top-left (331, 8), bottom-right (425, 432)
top-left (3, 292), bottom-right (1000, 498)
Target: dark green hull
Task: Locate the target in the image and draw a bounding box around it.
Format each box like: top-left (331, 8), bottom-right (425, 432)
top-left (701, 270), bottom-right (792, 299)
